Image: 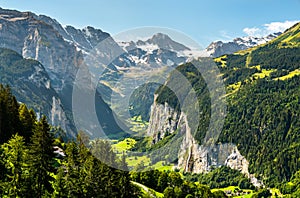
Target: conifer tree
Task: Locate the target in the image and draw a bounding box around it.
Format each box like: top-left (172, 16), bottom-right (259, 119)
top-left (117, 154), bottom-right (133, 198)
top-left (18, 103), bottom-right (36, 143)
top-left (28, 115), bottom-right (55, 197)
top-left (0, 134), bottom-right (27, 197)
top-left (0, 85), bottom-right (20, 143)
top-left (63, 141), bottom-right (84, 197)
top-left (52, 166), bottom-right (66, 198)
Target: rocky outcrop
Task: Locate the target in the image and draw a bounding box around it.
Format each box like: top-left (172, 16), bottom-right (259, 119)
top-left (148, 98), bottom-right (263, 187)
top-left (225, 148), bottom-right (249, 175)
top-left (0, 9), bottom-right (82, 134)
top-left (0, 47), bottom-right (70, 133)
top-left (50, 96), bottom-right (67, 130)
top-left (0, 8), bottom-right (83, 90)
top-left (177, 116), bottom-right (247, 174)
top-left (206, 41), bottom-right (248, 58)
top-left (147, 94), bottom-right (180, 143)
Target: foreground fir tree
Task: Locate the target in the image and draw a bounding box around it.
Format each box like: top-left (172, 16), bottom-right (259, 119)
top-left (18, 103), bottom-right (36, 143)
top-left (28, 115), bottom-right (55, 197)
top-left (0, 85), bottom-right (20, 144)
top-left (63, 141), bottom-right (85, 197)
top-left (0, 134), bottom-right (28, 197)
top-left (52, 166), bottom-right (66, 198)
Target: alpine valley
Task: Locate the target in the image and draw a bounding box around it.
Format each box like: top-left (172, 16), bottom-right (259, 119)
top-left (0, 7), bottom-right (299, 198)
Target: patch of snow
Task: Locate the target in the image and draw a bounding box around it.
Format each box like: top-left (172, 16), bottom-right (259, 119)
top-left (115, 65), bottom-right (130, 72)
top-left (129, 55), bottom-right (140, 63)
top-left (167, 59), bottom-right (174, 66)
top-left (62, 37), bottom-right (73, 44)
top-left (45, 80), bottom-right (51, 89)
top-left (0, 15), bottom-right (27, 21)
top-left (118, 41), bottom-right (130, 51)
top-left (136, 44), bottom-right (159, 53)
top-left (83, 27), bottom-right (92, 37)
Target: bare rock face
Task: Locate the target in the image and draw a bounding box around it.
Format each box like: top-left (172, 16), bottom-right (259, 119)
top-left (27, 64), bottom-right (70, 132)
top-left (0, 8), bottom-right (124, 136)
top-left (225, 148), bottom-right (249, 175)
top-left (147, 97), bottom-right (263, 187)
top-left (177, 119), bottom-right (244, 174)
top-left (0, 9), bottom-right (82, 134)
top-left (51, 96), bottom-right (66, 130)
top-left (0, 9), bottom-right (83, 91)
top-left (147, 95), bottom-right (248, 174)
top-left (147, 94), bottom-right (180, 143)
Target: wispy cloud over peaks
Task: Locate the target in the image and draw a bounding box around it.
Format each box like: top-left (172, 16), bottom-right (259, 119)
top-left (243, 20), bottom-right (299, 37)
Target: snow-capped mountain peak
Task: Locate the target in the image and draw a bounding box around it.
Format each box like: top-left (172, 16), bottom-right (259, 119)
top-left (134, 33), bottom-right (191, 52)
top-left (206, 32), bottom-right (282, 57)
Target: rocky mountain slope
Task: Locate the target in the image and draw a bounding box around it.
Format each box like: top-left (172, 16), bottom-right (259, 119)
top-left (206, 32), bottom-right (281, 57)
top-left (0, 48), bottom-right (72, 133)
top-left (0, 6), bottom-right (299, 192)
top-left (0, 8), bottom-right (126, 137)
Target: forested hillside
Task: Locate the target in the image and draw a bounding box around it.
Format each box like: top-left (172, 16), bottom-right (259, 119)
top-left (154, 22), bottom-right (300, 190)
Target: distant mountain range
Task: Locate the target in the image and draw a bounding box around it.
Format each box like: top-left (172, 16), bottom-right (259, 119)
top-left (0, 7), bottom-right (287, 137)
top-left (205, 32), bottom-right (282, 57)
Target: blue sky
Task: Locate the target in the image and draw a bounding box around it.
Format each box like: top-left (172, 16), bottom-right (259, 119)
top-left (1, 0), bottom-right (299, 46)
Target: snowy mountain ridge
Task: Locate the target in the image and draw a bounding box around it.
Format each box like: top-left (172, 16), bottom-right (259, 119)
top-left (206, 32), bottom-right (282, 57)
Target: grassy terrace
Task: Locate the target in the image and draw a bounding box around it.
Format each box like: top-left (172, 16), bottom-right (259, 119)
top-left (111, 137), bottom-right (174, 171)
top-left (253, 68), bottom-right (276, 79)
top-left (112, 138), bottom-right (136, 152)
top-left (274, 69), bottom-right (300, 81)
top-left (211, 186), bottom-right (256, 198)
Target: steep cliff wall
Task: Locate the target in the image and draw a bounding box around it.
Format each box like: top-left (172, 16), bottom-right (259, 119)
top-left (0, 8), bottom-right (124, 136)
top-left (147, 94), bottom-right (180, 143)
top-left (0, 9), bottom-right (81, 134)
top-left (147, 97), bottom-right (263, 187)
top-left (177, 117), bottom-right (249, 175)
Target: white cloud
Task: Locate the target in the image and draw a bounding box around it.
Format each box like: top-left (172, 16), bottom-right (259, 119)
top-left (243, 20), bottom-right (299, 37)
top-left (265, 21), bottom-right (299, 33)
top-left (243, 27), bottom-right (261, 37)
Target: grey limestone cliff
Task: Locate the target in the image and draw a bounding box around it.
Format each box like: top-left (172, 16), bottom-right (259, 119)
top-left (147, 97), bottom-right (263, 187)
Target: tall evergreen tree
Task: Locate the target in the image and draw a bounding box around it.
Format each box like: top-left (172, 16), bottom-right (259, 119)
top-left (83, 155), bottom-right (106, 197)
top-left (0, 85), bottom-right (20, 144)
top-left (19, 103), bottom-right (36, 143)
top-left (118, 153), bottom-right (134, 197)
top-left (0, 134), bottom-right (27, 197)
top-left (28, 115), bottom-right (55, 197)
top-left (63, 141), bottom-right (84, 197)
top-left (52, 166), bottom-right (66, 198)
